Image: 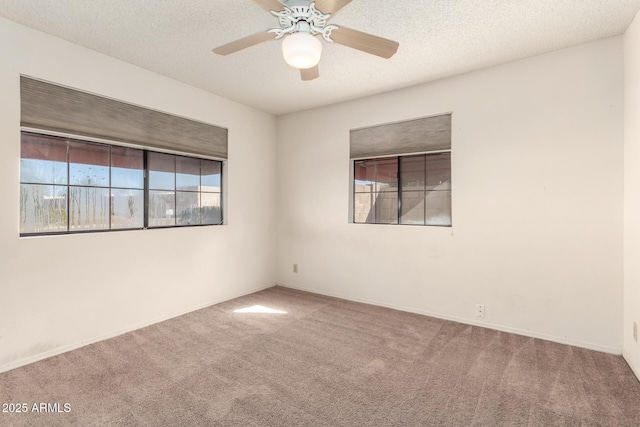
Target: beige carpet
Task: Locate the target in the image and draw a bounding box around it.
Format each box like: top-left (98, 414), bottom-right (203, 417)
top-left (1, 286), bottom-right (639, 426)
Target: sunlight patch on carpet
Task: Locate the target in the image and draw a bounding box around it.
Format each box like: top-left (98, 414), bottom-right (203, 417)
top-left (233, 305), bottom-right (287, 314)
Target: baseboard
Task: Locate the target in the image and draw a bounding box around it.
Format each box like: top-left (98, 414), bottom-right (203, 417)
top-left (0, 284), bottom-right (274, 374)
top-left (623, 349), bottom-right (640, 382)
top-left (277, 283), bottom-right (622, 355)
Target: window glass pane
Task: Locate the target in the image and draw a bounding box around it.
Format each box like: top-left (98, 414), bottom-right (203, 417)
top-left (400, 191), bottom-right (425, 225)
top-left (426, 152), bottom-right (451, 190)
top-left (201, 160), bottom-right (221, 191)
top-left (202, 193), bottom-right (222, 225)
top-left (20, 184), bottom-right (67, 233)
top-left (111, 146), bottom-right (143, 189)
top-left (69, 186), bottom-right (110, 231)
top-left (354, 158), bottom-right (397, 192)
top-left (21, 133), bottom-right (67, 162)
top-left (374, 192), bottom-right (398, 224)
top-left (426, 190), bottom-right (452, 226)
top-left (176, 156), bottom-right (200, 191)
top-left (354, 158), bottom-right (399, 224)
top-left (374, 158), bottom-right (398, 192)
top-left (354, 190), bottom-right (374, 223)
top-left (354, 160), bottom-right (375, 189)
top-left (149, 152), bottom-right (175, 190)
top-left (177, 191), bottom-right (200, 226)
top-left (355, 191), bottom-right (399, 224)
top-left (20, 133), bottom-right (68, 185)
top-left (69, 141), bottom-right (109, 187)
top-left (149, 190), bottom-right (175, 227)
top-left (111, 189), bottom-right (144, 229)
top-left (401, 155), bottom-right (426, 191)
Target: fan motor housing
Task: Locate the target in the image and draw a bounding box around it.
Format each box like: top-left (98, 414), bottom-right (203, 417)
top-left (270, 1), bottom-right (338, 41)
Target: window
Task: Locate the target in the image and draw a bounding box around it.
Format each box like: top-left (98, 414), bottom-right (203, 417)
top-left (350, 113), bottom-right (452, 227)
top-left (19, 77), bottom-right (227, 236)
top-left (20, 131), bottom-right (222, 236)
top-left (148, 152), bottom-right (222, 227)
top-left (353, 152), bottom-right (451, 226)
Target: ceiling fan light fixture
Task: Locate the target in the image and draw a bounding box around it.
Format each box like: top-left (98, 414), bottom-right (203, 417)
top-left (282, 31), bottom-right (322, 69)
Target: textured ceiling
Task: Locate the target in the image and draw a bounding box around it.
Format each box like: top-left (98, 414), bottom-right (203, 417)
top-left (1, 0), bottom-right (639, 115)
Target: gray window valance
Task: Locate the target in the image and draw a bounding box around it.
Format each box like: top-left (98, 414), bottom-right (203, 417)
top-left (20, 76), bottom-right (228, 159)
top-left (350, 113), bottom-right (451, 159)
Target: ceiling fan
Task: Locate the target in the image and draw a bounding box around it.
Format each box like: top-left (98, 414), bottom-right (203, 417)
top-left (212, 0), bottom-right (399, 81)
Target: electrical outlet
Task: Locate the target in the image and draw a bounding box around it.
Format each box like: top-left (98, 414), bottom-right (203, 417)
top-left (634, 322), bottom-right (638, 342)
top-left (293, 264), bottom-right (298, 273)
top-left (475, 304), bottom-right (485, 318)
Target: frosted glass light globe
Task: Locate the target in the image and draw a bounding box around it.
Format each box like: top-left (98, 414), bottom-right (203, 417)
top-left (282, 32), bottom-right (322, 69)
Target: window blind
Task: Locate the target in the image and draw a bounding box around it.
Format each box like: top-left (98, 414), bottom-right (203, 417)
top-left (20, 76), bottom-right (228, 159)
top-left (350, 113), bottom-right (451, 159)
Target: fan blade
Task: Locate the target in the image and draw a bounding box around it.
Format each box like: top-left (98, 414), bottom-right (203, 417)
top-left (314, 0), bottom-right (352, 14)
top-left (331, 26), bottom-right (399, 59)
top-left (213, 31), bottom-right (275, 56)
top-left (301, 66), bottom-right (320, 81)
top-left (251, 0), bottom-right (284, 12)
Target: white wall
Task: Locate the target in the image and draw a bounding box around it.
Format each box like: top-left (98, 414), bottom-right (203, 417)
top-left (624, 11), bottom-right (640, 378)
top-left (276, 37), bottom-right (624, 353)
top-left (0, 17), bottom-right (278, 372)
